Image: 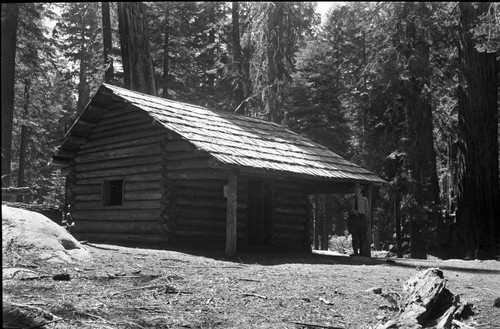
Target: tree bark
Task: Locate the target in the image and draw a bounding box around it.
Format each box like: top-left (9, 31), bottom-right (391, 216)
top-left (16, 81), bottom-right (31, 202)
top-left (456, 2), bottom-right (500, 259)
top-left (161, 4), bottom-right (170, 98)
top-left (400, 2), bottom-right (441, 259)
top-left (232, 1), bottom-right (245, 113)
top-left (77, 36), bottom-right (90, 113)
top-left (118, 2), bottom-right (157, 96)
top-left (102, 2), bottom-right (114, 83)
top-left (1, 3), bottom-right (20, 187)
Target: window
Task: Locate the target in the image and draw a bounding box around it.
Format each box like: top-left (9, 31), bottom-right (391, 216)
top-left (102, 179), bottom-right (123, 206)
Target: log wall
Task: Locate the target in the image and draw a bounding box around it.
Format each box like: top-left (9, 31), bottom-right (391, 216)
top-left (161, 131), bottom-right (310, 250)
top-left (161, 133), bottom-right (243, 248)
top-left (70, 107), bottom-right (166, 245)
top-left (271, 180), bottom-right (310, 251)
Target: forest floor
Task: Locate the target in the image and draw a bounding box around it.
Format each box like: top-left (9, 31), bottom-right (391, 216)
top-left (3, 241), bottom-right (500, 329)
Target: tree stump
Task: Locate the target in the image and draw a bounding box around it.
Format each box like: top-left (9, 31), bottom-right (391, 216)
top-left (378, 268), bottom-right (474, 329)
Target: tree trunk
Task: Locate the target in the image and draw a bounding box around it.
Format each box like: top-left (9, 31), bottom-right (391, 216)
top-left (206, 3), bottom-right (216, 91)
top-left (16, 81), bottom-right (31, 203)
top-left (16, 125), bottom-right (28, 203)
top-left (265, 2), bottom-right (281, 123)
top-left (102, 2), bottom-right (114, 83)
top-left (161, 4), bottom-right (170, 98)
top-left (118, 2), bottom-right (157, 96)
top-left (77, 38), bottom-right (90, 114)
top-left (1, 3), bottom-right (19, 187)
top-left (456, 2), bottom-right (500, 259)
top-left (232, 1), bottom-right (245, 113)
top-left (400, 2), bottom-right (441, 259)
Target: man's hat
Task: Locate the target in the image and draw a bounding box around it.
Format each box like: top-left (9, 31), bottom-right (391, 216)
top-left (351, 183), bottom-right (363, 192)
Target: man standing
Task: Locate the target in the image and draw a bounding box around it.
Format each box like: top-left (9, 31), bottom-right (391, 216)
top-left (348, 183), bottom-right (369, 256)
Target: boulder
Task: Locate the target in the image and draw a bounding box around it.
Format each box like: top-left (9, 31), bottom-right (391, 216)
top-left (2, 205), bottom-right (92, 265)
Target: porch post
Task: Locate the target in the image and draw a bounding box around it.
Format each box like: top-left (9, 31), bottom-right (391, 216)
top-left (225, 170), bottom-right (238, 257)
top-left (364, 184), bottom-right (373, 257)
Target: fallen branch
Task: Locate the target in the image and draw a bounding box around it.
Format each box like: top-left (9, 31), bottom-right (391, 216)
top-left (28, 318), bottom-right (64, 329)
top-left (109, 284), bottom-right (192, 297)
top-left (237, 277), bottom-right (261, 282)
top-left (9, 302), bottom-right (61, 322)
top-left (290, 321), bottom-right (344, 329)
top-left (80, 242), bottom-right (119, 251)
top-left (242, 292), bottom-right (267, 299)
top-left (19, 275), bottom-right (52, 281)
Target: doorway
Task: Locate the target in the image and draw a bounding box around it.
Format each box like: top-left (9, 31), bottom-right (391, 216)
top-left (247, 180), bottom-right (273, 247)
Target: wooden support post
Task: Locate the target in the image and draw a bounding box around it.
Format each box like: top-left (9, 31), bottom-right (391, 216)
top-left (225, 170), bottom-right (238, 257)
top-left (364, 184), bottom-right (373, 257)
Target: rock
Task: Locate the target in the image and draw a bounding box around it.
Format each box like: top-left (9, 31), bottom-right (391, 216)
top-left (366, 287), bottom-right (383, 294)
top-left (2, 205), bottom-right (92, 264)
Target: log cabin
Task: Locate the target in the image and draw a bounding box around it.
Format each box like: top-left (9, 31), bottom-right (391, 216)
top-left (52, 84), bottom-right (385, 256)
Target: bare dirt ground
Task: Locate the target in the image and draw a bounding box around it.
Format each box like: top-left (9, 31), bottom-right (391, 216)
top-left (3, 241), bottom-right (500, 329)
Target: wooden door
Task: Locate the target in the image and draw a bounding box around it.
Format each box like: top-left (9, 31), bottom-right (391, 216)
top-left (247, 180), bottom-right (273, 247)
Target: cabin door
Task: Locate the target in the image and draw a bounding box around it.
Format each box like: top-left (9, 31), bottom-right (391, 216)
top-left (247, 180), bottom-right (273, 247)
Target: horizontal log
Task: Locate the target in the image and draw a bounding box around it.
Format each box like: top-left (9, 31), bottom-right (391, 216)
top-left (167, 168), bottom-right (228, 180)
top-left (75, 163), bottom-right (160, 179)
top-left (274, 206), bottom-right (306, 215)
top-left (71, 119), bottom-right (98, 135)
top-left (75, 154), bottom-right (161, 172)
top-left (166, 151), bottom-right (208, 161)
top-left (74, 144), bottom-right (161, 164)
top-left (89, 121), bottom-right (154, 140)
top-left (274, 231), bottom-right (307, 240)
top-left (173, 205), bottom-right (246, 218)
top-left (99, 105), bottom-right (137, 119)
top-left (93, 110), bottom-right (147, 129)
top-left (165, 139), bottom-right (197, 153)
top-left (274, 223), bottom-right (305, 232)
top-left (74, 193), bottom-right (101, 202)
top-left (176, 217), bottom-right (245, 229)
top-left (75, 200), bottom-right (160, 209)
top-left (273, 197), bottom-right (308, 208)
top-left (54, 148), bottom-right (77, 159)
top-left (2, 187), bottom-right (32, 196)
top-left (272, 213), bottom-right (307, 223)
top-left (125, 181), bottom-right (160, 192)
top-left (66, 135), bottom-right (88, 145)
top-left (172, 179), bottom-right (226, 190)
top-left (79, 134), bottom-right (165, 155)
top-left (76, 172), bottom-right (161, 185)
top-left (74, 232), bottom-right (165, 245)
top-left (71, 184), bottom-right (101, 195)
top-left (124, 190), bottom-right (161, 201)
top-left (165, 157), bottom-right (210, 171)
top-left (174, 229), bottom-right (226, 239)
top-left (82, 129), bottom-right (165, 151)
top-left (73, 209), bottom-right (159, 221)
top-left (73, 220), bottom-right (162, 234)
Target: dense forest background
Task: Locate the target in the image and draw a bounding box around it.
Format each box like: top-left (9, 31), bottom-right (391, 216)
top-left (1, 2), bottom-right (499, 259)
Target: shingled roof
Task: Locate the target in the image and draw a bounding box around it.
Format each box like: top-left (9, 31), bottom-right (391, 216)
top-left (53, 84), bottom-right (385, 185)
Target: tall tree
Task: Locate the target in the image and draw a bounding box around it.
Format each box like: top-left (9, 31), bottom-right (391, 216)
top-left (392, 2), bottom-right (441, 259)
top-left (1, 3), bottom-right (20, 187)
top-left (232, 1), bottom-right (245, 112)
top-left (55, 2), bottom-right (103, 114)
top-left (456, 2), bottom-right (499, 259)
top-left (102, 2), bottom-right (114, 83)
top-left (118, 2), bottom-right (157, 95)
top-left (249, 2), bottom-right (317, 123)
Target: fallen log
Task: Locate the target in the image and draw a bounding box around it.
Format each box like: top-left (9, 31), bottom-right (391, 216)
top-left (377, 268), bottom-right (475, 329)
top-left (2, 187), bottom-right (32, 196)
